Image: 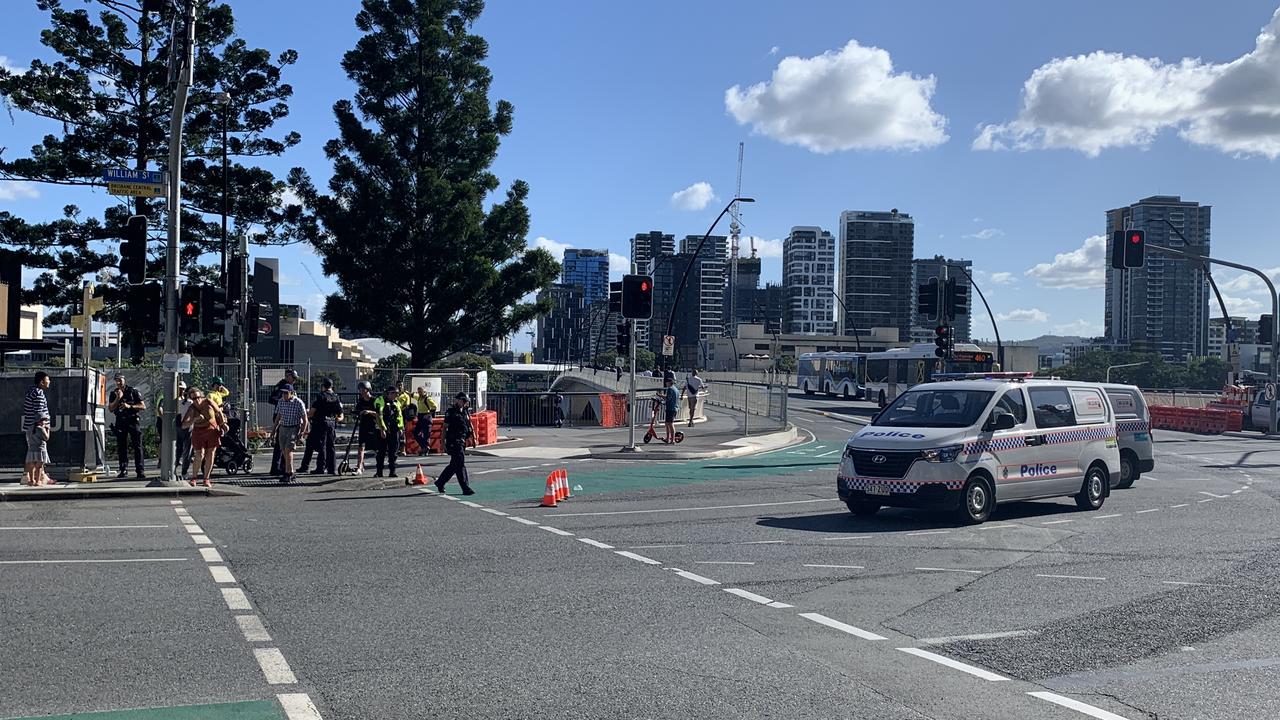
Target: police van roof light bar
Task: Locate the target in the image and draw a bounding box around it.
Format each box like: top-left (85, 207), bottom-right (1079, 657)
top-left (932, 371), bottom-right (1037, 381)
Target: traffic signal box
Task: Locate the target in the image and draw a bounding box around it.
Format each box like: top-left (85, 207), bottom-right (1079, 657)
top-left (609, 281), bottom-right (622, 314)
top-left (1111, 229), bottom-right (1145, 270)
top-left (934, 324), bottom-right (952, 360)
top-left (615, 322), bottom-right (631, 356)
top-left (179, 284), bottom-right (201, 335)
top-left (119, 215), bottom-right (148, 284)
top-left (917, 277), bottom-right (939, 319)
top-left (621, 274), bottom-right (653, 320)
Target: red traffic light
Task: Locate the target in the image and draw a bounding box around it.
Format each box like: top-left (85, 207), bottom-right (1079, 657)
top-left (1130, 233), bottom-right (1142, 244)
top-left (182, 301), bottom-right (197, 317)
top-left (935, 325), bottom-right (949, 336)
top-left (640, 280), bottom-right (650, 292)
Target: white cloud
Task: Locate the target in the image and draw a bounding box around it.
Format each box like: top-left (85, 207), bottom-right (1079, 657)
top-left (972, 217), bottom-right (983, 223)
top-left (0, 181), bottom-right (40, 201)
top-left (747, 236), bottom-right (784, 258)
top-left (725, 39), bottom-right (948, 153)
top-left (531, 236), bottom-right (573, 260)
top-left (989, 271), bottom-right (1015, 285)
top-left (975, 8), bottom-right (1280, 157)
top-left (533, 237), bottom-right (632, 280)
top-left (963, 227), bottom-right (1004, 240)
top-left (609, 253), bottom-right (630, 279)
top-left (0, 56), bottom-right (26, 75)
top-left (769, 46), bottom-right (780, 56)
top-left (1223, 294), bottom-right (1267, 316)
top-left (1025, 235), bottom-right (1107, 289)
top-left (1054, 319), bottom-right (1103, 336)
top-left (997, 308), bottom-right (1050, 323)
top-left (1215, 268), bottom-right (1280, 296)
top-left (277, 187), bottom-right (303, 208)
top-left (670, 181), bottom-right (716, 211)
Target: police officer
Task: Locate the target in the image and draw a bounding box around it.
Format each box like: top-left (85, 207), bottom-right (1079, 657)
top-left (108, 373), bottom-right (146, 479)
top-left (373, 385), bottom-right (404, 478)
top-left (433, 392), bottom-right (475, 495)
top-left (298, 377), bottom-right (344, 475)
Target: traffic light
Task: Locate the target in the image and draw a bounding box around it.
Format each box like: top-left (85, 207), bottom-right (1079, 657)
top-left (119, 215), bottom-right (148, 284)
top-left (944, 276), bottom-right (969, 320)
top-left (128, 283), bottom-right (162, 336)
top-left (228, 254), bottom-right (246, 303)
top-left (609, 281), bottom-right (622, 314)
top-left (934, 324), bottom-right (951, 360)
top-left (179, 284), bottom-right (201, 335)
top-left (615, 321), bottom-right (630, 356)
top-left (245, 301), bottom-right (270, 343)
top-left (201, 284), bottom-right (229, 339)
top-left (1261, 314), bottom-right (1274, 346)
top-left (1111, 229), bottom-right (1146, 269)
top-left (621, 274), bottom-right (653, 319)
top-left (916, 277), bottom-right (939, 319)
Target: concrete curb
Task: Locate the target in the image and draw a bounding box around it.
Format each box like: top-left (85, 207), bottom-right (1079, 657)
top-left (790, 406), bottom-right (872, 425)
top-left (0, 485), bottom-right (246, 501)
top-left (1221, 431), bottom-right (1280, 441)
top-left (586, 425), bottom-right (800, 460)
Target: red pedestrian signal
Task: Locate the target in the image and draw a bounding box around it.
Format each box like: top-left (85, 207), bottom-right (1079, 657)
top-left (1111, 229), bottom-right (1145, 269)
top-left (179, 284), bottom-right (201, 335)
top-left (621, 274), bottom-right (653, 320)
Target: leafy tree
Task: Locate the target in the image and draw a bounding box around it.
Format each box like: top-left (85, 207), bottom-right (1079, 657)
top-left (0, 1), bottom-right (303, 359)
top-left (634, 347), bottom-right (656, 373)
top-left (376, 352), bottom-right (410, 370)
top-left (431, 352), bottom-right (493, 371)
top-left (777, 355), bottom-right (797, 373)
top-left (290, 0), bottom-right (559, 368)
top-left (1041, 349), bottom-right (1230, 390)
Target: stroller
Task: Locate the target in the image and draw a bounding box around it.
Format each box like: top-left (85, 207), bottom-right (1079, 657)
top-left (214, 402), bottom-right (254, 475)
top-left (642, 393), bottom-right (684, 444)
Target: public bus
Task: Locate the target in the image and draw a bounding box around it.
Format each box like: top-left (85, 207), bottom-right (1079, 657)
top-left (796, 352), bottom-right (866, 399)
top-left (864, 344), bottom-right (995, 407)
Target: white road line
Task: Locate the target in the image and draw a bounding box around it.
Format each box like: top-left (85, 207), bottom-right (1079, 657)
top-left (235, 614), bottom-right (272, 642)
top-left (507, 465), bottom-right (539, 472)
top-left (185, 524), bottom-right (205, 534)
top-left (1142, 475), bottom-right (1164, 483)
top-left (816, 450), bottom-right (842, 457)
top-left (169, 500), bottom-right (183, 505)
top-left (737, 540), bottom-right (785, 545)
top-left (723, 588), bottom-right (774, 605)
top-left (472, 468), bottom-right (508, 475)
top-left (1043, 519), bottom-right (1074, 525)
top-left (669, 568), bottom-right (720, 586)
top-left (897, 647), bottom-right (1008, 681)
top-left (1198, 498), bottom-right (1216, 503)
top-left (630, 544), bottom-right (687, 549)
top-left (1232, 489), bottom-right (1243, 494)
top-left (181, 517), bottom-right (198, 525)
top-left (175, 510), bottom-right (190, 516)
top-left (906, 530), bottom-right (951, 537)
top-left (1037, 574), bottom-right (1106, 581)
top-left (1162, 580), bottom-right (1216, 587)
top-left (508, 516), bottom-right (540, 525)
top-left (1095, 514), bottom-right (1123, 519)
top-left (199, 548), bottom-right (224, 563)
top-left (804, 564), bottom-right (865, 570)
top-left (798, 612), bottom-right (886, 641)
top-left (208, 565), bottom-right (236, 584)
top-left (549, 498), bottom-right (838, 517)
top-left (695, 561), bottom-right (755, 565)
top-left (922, 630), bottom-right (1038, 644)
top-left (823, 535), bottom-right (873, 541)
top-left (614, 551), bottom-right (661, 565)
top-left (221, 587), bottom-right (252, 611)
top-left (767, 601), bottom-right (794, 608)
top-left (458, 500), bottom-right (483, 508)
top-left (577, 538), bottom-right (614, 549)
top-left (254, 647), bottom-right (298, 685)
top-left (277, 693), bottom-right (323, 720)
top-left (539, 525), bottom-right (574, 537)
top-left (1199, 491), bottom-right (1230, 498)
top-left (1134, 509), bottom-right (1159, 515)
top-left (979, 524), bottom-right (1017, 531)
top-left (191, 534), bottom-right (213, 545)
top-left (0, 558), bottom-right (186, 565)
top-left (0, 525), bottom-right (168, 530)
top-left (1027, 691), bottom-right (1131, 719)
top-left (481, 508), bottom-right (508, 516)
top-left (916, 567), bottom-right (984, 574)
top-left (1170, 504), bottom-right (1189, 508)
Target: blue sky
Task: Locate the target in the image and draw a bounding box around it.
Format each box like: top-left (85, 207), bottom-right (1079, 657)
top-left (5, 0), bottom-right (1280, 351)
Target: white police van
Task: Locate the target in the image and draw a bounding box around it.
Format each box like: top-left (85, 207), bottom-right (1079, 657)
top-left (837, 373), bottom-right (1121, 524)
top-left (1099, 383), bottom-right (1155, 489)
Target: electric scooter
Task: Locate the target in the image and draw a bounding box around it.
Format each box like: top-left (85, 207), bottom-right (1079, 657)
top-left (336, 423), bottom-right (359, 475)
top-left (642, 394), bottom-right (684, 444)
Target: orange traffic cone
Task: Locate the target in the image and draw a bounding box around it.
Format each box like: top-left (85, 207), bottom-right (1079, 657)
top-left (408, 464), bottom-right (429, 486)
top-left (556, 469), bottom-right (571, 500)
top-left (540, 473), bottom-right (558, 507)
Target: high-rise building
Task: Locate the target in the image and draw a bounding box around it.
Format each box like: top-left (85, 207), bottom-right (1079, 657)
top-left (838, 210), bottom-right (915, 341)
top-left (725, 256), bottom-right (762, 331)
top-left (783, 226), bottom-right (836, 335)
top-left (1209, 316), bottom-right (1258, 362)
top-left (1105, 196), bottom-right (1211, 360)
top-left (680, 234), bottom-right (727, 341)
top-left (561, 249), bottom-right (610, 303)
top-left (649, 253), bottom-right (701, 361)
top-left (911, 257), bottom-right (972, 342)
top-left (630, 231), bottom-right (675, 348)
top-left (534, 283), bottom-right (586, 363)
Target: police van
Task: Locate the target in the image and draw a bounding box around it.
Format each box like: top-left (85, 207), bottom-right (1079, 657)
top-left (837, 373), bottom-right (1121, 524)
top-left (1099, 383), bottom-right (1155, 489)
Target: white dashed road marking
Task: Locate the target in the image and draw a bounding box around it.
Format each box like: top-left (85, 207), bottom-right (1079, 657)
top-left (0, 558), bottom-right (186, 565)
top-left (798, 612), bottom-right (886, 641)
top-left (459, 501), bottom-right (483, 508)
top-left (1037, 574), bottom-right (1106, 581)
top-left (696, 561), bottom-right (755, 565)
top-left (804, 564), bottom-right (865, 570)
top-left (191, 534), bottom-right (213, 545)
top-left (1170, 504), bottom-right (1189, 508)
top-left (0, 525), bottom-right (168, 530)
top-left (1199, 491), bottom-right (1230, 499)
top-left (185, 524), bottom-right (205, 534)
top-left (221, 588), bottom-right (252, 611)
top-left (277, 693), bottom-right (324, 720)
top-left (208, 565), bottom-right (236, 584)
top-left (199, 548), bottom-right (224, 563)
top-left (823, 535), bottom-right (873, 541)
top-left (548, 498), bottom-right (838, 517)
top-left (1042, 519), bottom-right (1074, 525)
top-left (481, 508), bottom-right (508, 516)
top-left (907, 530), bottom-right (951, 537)
top-left (916, 567), bottom-right (983, 574)
top-left (723, 588), bottom-right (776, 605)
top-left (1027, 691), bottom-right (1132, 719)
top-left (577, 538), bottom-right (614, 549)
top-left (614, 551), bottom-right (661, 565)
top-left (253, 647), bottom-right (298, 685)
top-left (508, 516), bottom-right (540, 526)
top-left (668, 568), bottom-right (720, 586)
top-left (236, 614), bottom-right (272, 642)
top-left (539, 525), bottom-right (574, 537)
top-left (1134, 509), bottom-right (1159, 515)
top-left (921, 630), bottom-right (1037, 644)
top-left (897, 647), bottom-right (1008, 681)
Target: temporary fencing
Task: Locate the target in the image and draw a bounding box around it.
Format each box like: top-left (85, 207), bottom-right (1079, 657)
top-left (1148, 405), bottom-right (1243, 434)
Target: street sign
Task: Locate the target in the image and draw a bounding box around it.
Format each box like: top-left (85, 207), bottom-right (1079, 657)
top-left (162, 353), bottom-right (192, 373)
top-left (1266, 382), bottom-right (1276, 402)
top-left (661, 334), bottom-right (675, 357)
top-left (103, 168), bottom-right (164, 184)
top-left (108, 181), bottom-right (166, 198)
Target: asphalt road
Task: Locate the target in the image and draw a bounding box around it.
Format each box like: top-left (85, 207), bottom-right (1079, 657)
top-left (4, 390), bottom-right (1279, 719)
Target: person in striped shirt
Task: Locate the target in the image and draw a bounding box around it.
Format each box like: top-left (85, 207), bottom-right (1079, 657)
top-left (22, 371), bottom-right (52, 486)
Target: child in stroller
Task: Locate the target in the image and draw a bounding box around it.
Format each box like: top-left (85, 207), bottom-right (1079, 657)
top-left (214, 401), bottom-right (254, 474)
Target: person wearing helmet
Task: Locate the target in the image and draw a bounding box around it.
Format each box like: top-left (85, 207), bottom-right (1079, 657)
top-left (353, 380), bottom-right (377, 476)
top-left (207, 376), bottom-right (229, 410)
top-left (373, 385), bottom-right (405, 478)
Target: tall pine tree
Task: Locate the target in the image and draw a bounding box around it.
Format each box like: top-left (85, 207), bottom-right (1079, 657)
top-left (289, 0), bottom-right (558, 367)
top-left (0, 0), bottom-right (303, 357)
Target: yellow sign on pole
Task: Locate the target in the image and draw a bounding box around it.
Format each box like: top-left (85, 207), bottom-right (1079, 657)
top-left (107, 181), bottom-right (165, 198)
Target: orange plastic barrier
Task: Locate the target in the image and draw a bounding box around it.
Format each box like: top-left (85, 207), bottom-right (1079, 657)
top-left (1148, 405), bottom-right (1241, 435)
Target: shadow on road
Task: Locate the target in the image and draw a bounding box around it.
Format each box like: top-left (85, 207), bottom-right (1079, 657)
top-left (306, 492), bottom-right (425, 502)
top-left (757, 501), bottom-right (1087, 534)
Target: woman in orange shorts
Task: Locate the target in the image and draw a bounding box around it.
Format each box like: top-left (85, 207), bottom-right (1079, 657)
top-left (183, 387), bottom-right (226, 487)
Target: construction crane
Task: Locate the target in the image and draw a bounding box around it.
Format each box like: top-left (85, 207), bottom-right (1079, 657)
top-left (727, 143), bottom-right (745, 336)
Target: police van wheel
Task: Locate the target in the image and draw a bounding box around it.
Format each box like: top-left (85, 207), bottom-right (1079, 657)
top-left (958, 476), bottom-right (994, 524)
top-left (1116, 453), bottom-right (1137, 489)
top-left (846, 499), bottom-right (880, 517)
top-left (1076, 466), bottom-right (1108, 511)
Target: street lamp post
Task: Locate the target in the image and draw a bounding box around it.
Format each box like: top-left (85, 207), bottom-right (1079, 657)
top-left (827, 288), bottom-right (863, 352)
top-left (944, 263), bottom-right (1002, 369)
top-left (213, 91), bottom-right (232, 289)
top-left (1106, 361), bottom-right (1148, 383)
top-left (663, 197), bottom-right (754, 370)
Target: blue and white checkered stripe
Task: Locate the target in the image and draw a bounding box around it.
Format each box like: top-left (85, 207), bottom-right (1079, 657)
top-left (1116, 419), bottom-right (1150, 435)
top-left (1044, 425), bottom-right (1115, 446)
top-left (964, 425), bottom-right (1117, 456)
top-left (964, 436), bottom-right (1027, 456)
top-left (840, 475), bottom-right (964, 494)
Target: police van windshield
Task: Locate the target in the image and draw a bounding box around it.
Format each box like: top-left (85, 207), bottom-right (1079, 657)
top-left (873, 389), bottom-right (994, 428)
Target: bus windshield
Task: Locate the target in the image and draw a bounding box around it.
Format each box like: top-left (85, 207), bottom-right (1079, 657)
top-left (873, 388), bottom-right (995, 428)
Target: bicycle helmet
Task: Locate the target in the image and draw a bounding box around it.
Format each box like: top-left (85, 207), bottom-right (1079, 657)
top-left (357, 380), bottom-right (372, 391)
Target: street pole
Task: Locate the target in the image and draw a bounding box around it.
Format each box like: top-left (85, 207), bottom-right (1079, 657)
top-left (945, 262), bottom-right (1001, 368)
top-left (155, 0), bottom-right (196, 486)
top-left (218, 93), bottom-right (230, 288)
top-left (1147, 244), bottom-right (1279, 435)
top-left (827, 288), bottom-right (862, 351)
top-left (623, 317), bottom-right (638, 452)
top-left (238, 232), bottom-right (250, 448)
top-left (1106, 361), bottom-right (1148, 383)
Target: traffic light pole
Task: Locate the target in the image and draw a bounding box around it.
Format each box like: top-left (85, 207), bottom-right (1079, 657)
top-left (1146, 244), bottom-right (1279, 435)
top-left (622, 318), bottom-right (638, 452)
top-left (238, 233), bottom-right (250, 449)
top-left (155, 0), bottom-right (195, 487)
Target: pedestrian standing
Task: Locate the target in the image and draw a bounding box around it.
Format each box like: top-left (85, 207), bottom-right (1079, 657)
top-left (22, 371), bottom-right (52, 486)
top-left (207, 376), bottom-right (230, 411)
top-left (268, 369), bottom-right (298, 475)
top-left (167, 381), bottom-right (194, 481)
top-left (661, 372), bottom-right (680, 443)
top-left (411, 387), bottom-right (437, 455)
top-left (299, 378), bottom-right (343, 475)
top-left (373, 386), bottom-right (404, 478)
top-left (434, 392), bottom-right (475, 495)
top-left (353, 381), bottom-right (378, 475)
top-left (552, 392), bottom-right (565, 428)
top-left (272, 384), bottom-right (308, 483)
top-left (183, 388), bottom-right (226, 488)
top-left (682, 369), bottom-right (704, 428)
top-left (108, 373), bottom-right (146, 480)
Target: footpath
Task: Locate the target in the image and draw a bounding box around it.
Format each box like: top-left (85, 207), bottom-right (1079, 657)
top-left (0, 473), bottom-right (245, 501)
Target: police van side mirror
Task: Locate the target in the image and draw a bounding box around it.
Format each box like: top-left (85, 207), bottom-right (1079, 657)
top-left (987, 410), bottom-right (1016, 432)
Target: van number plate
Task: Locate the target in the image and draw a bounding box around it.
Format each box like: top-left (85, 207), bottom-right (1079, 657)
top-left (866, 484), bottom-right (890, 496)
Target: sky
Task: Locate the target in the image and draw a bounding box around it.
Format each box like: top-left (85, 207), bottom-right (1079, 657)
top-left (5, 0), bottom-right (1280, 351)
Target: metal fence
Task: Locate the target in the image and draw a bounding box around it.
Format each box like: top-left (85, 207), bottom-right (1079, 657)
top-left (556, 369), bottom-right (788, 434)
top-left (486, 392), bottom-right (607, 427)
